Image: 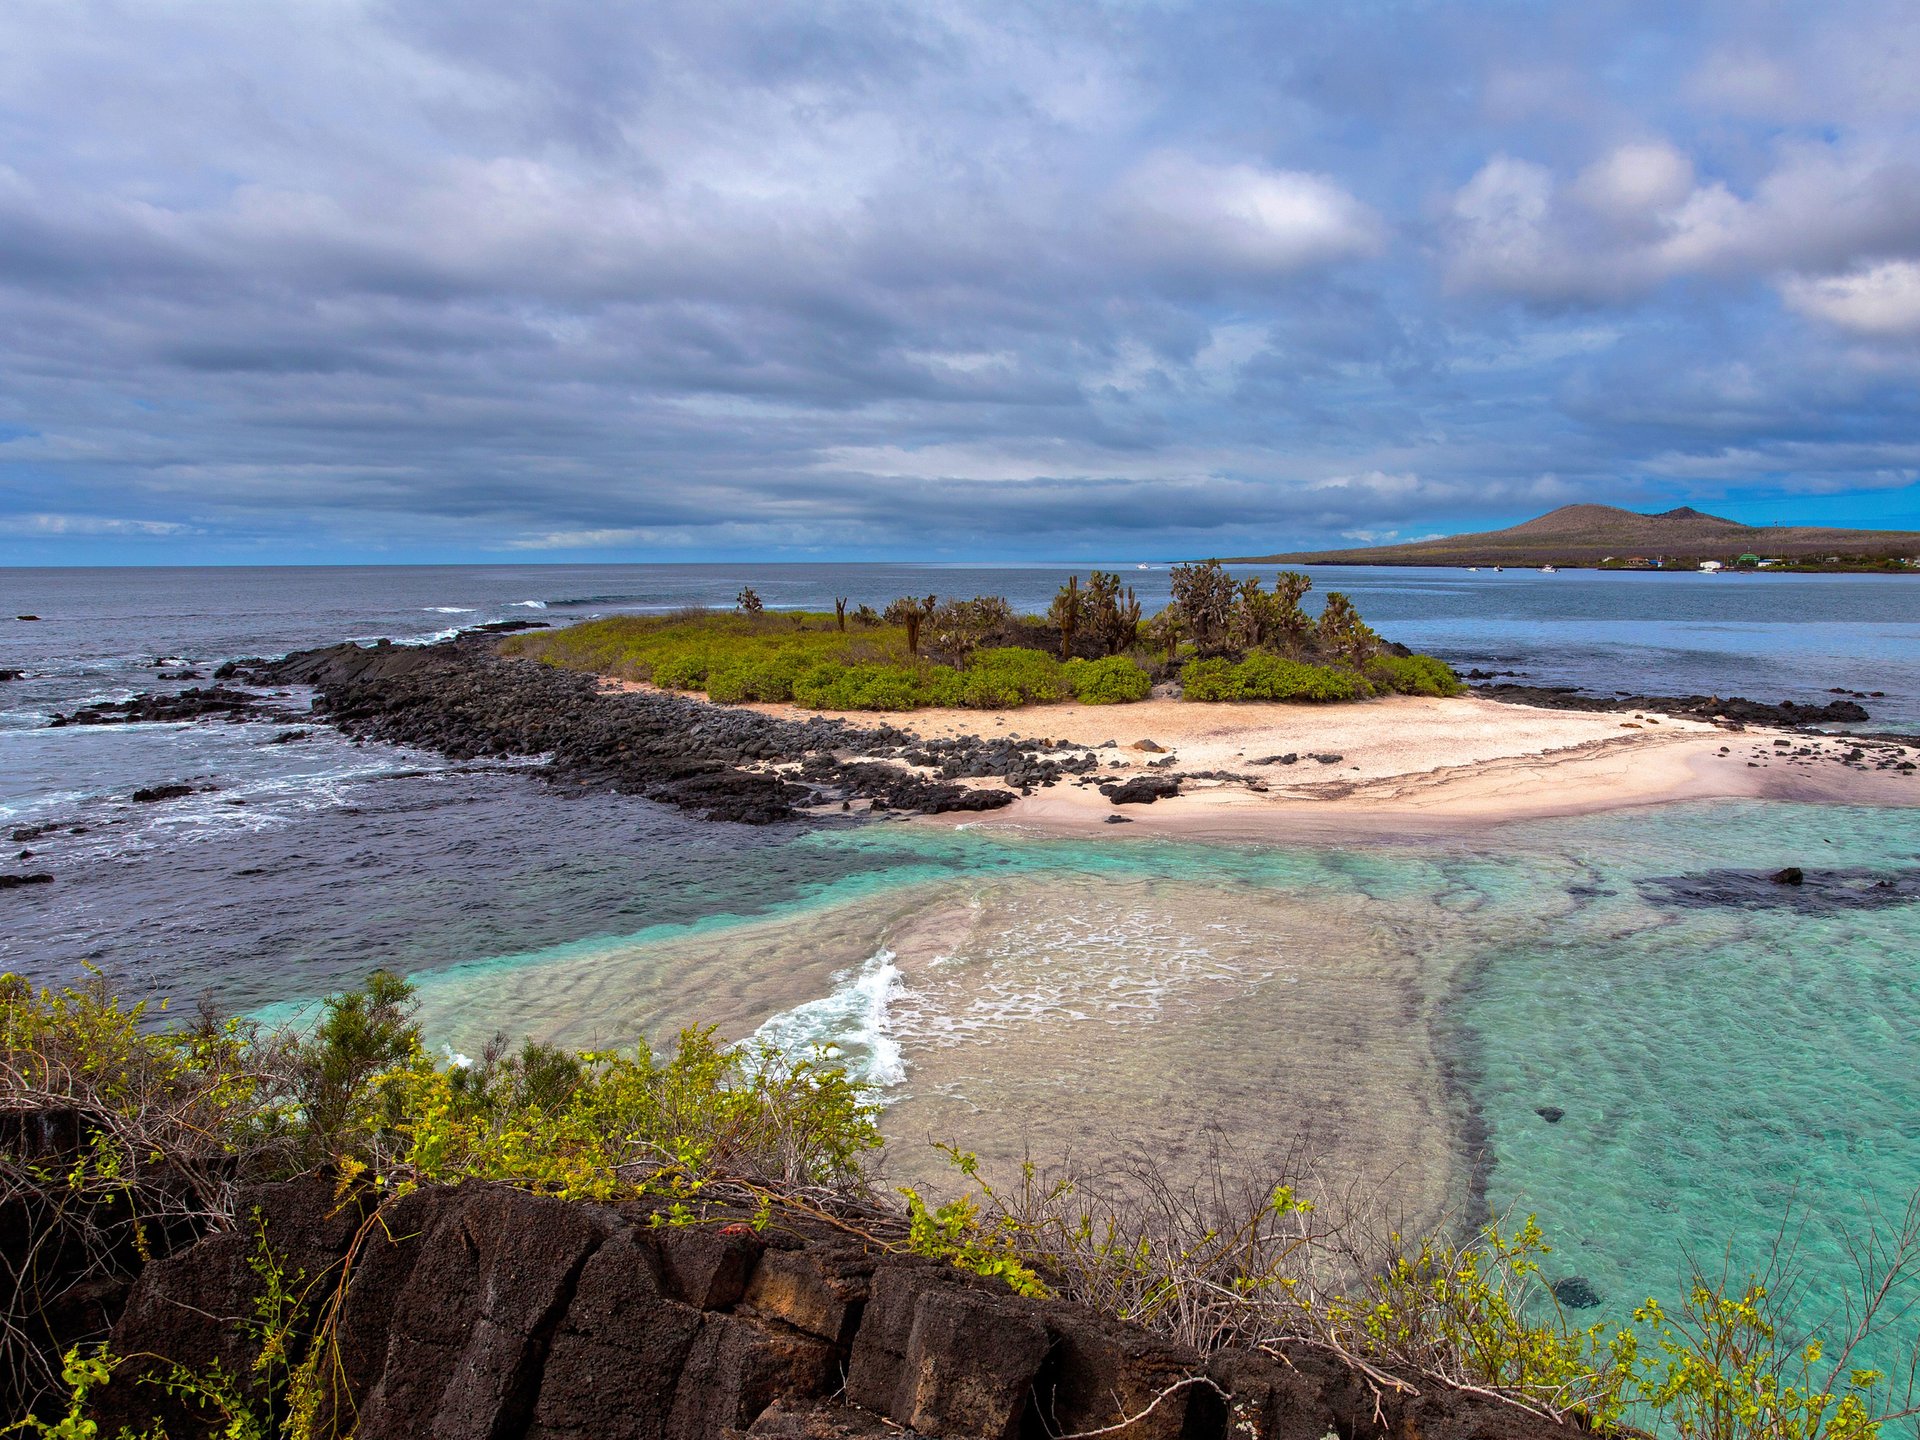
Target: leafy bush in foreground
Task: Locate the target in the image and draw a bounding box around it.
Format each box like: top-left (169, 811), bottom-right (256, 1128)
top-left (0, 970), bottom-right (881, 1413)
top-left (9, 970), bottom-right (1920, 1440)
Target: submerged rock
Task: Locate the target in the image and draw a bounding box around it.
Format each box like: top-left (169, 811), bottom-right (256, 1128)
top-left (0, 873), bottom-right (54, 889)
top-left (1536, 1106), bottom-right (1565, 1124)
top-left (1642, 866), bottom-right (1920, 913)
top-left (1551, 1276), bottom-right (1602, 1309)
top-left (51, 686), bottom-right (262, 727)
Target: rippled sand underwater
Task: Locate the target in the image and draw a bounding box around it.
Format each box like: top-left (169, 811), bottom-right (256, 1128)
top-left (406, 800), bottom-right (1920, 1366)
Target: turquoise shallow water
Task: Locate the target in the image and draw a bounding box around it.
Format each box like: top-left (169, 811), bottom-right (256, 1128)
top-left (1460, 802), bottom-right (1920, 1370)
top-left (373, 797), bottom-right (1920, 1369)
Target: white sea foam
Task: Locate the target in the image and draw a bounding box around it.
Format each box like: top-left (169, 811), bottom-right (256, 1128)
top-left (511, 600), bottom-right (547, 609)
top-left (748, 947), bottom-right (907, 1089)
top-left (425, 606), bottom-right (476, 614)
top-left (886, 905), bottom-right (1280, 1048)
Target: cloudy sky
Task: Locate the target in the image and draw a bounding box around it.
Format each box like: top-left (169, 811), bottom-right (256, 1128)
top-left (3, 1), bottom-right (1919, 564)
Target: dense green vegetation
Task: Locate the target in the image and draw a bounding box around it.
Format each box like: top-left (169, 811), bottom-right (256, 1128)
top-left (7, 970), bottom-right (1918, 1440)
top-left (502, 565), bottom-right (1464, 711)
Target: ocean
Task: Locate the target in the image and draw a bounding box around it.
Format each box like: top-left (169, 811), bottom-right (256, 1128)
top-left (4, 562), bottom-right (1919, 1363)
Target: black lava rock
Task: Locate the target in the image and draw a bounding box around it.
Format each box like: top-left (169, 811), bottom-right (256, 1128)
top-left (52, 686), bottom-right (262, 727)
top-left (1771, 867), bottom-right (1804, 885)
top-left (1551, 1277), bottom-right (1602, 1309)
top-left (1535, 1106), bottom-right (1565, 1124)
top-left (1100, 776), bottom-right (1182, 805)
top-left (130, 784), bottom-right (196, 804)
top-left (1472, 684), bottom-right (1871, 726)
top-left (0, 873), bottom-right (54, 889)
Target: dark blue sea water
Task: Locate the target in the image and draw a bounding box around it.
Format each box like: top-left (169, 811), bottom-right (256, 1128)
top-left (3, 563), bottom-right (1919, 1364)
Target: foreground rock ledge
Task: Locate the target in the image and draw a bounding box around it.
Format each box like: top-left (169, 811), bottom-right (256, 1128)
top-left (91, 1175), bottom-right (1581, 1440)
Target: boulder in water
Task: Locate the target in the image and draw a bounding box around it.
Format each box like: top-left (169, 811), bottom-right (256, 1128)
top-left (1551, 1276), bottom-right (1602, 1309)
top-left (130, 784), bottom-right (195, 804)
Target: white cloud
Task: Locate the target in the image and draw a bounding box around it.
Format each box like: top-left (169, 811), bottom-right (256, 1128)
top-left (1447, 140), bottom-right (1920, 308)
top-left (1573, 142), bottom-right (1695, 221)
top-left (1115, 152), bottom-right (1383, 275)
top-left (1444, 156), bottom-right (1560, 295)
top-left (1782, 260), bottom-right (1920, 338)
top-left (0, 513), bottom-right (192, 536)
top-left (509, 528), bottom-right (674, 550)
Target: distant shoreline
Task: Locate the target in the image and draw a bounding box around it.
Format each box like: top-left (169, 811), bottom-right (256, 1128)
top-left (1218, 558), bottom-right (1919, 574)
top-left (1221, 501), bottom-right (1920, 572)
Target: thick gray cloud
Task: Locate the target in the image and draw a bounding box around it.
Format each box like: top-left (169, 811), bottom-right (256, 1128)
top-left (1, 0), bottom-right (1917, 562)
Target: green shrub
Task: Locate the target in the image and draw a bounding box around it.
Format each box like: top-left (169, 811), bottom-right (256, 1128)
top-left (1370, 653), bottom-right (1466, 697)
top-left (1061, 656), bottom-right (1152, 704)
top-left (957, 647), bottom-right (1066, 707)
top-left (1179, 652), bottom-right (1365, 702)
top-left (651, 653), bottom-right (710, 690)
top-left (792, 662), bottom-right (928, 711)
top-left (702, 665), bottom-right (752, 702)
top-left (502, 611), bottom-right (915, 690)
top-left (705, 652), bottom-right (814, 703)
top-left (1178, 656), bottom-right (1240, 701)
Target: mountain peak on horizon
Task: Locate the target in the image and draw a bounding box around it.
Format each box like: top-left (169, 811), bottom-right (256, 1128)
top-left (1651, 505), bottom-right (1741, 526)
top-left (1515, 502), bottom-right (1741, 534)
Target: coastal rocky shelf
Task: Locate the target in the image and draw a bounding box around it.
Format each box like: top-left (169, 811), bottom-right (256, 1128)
top-left (48, 634), bottom-right (1112, 824)
top-left (1468, 682), bottom-right (1872, 727)
top-left (36, 629), bottom-right (1916, 832)
top-left (38, 1160), bottom-right (1575, 1440)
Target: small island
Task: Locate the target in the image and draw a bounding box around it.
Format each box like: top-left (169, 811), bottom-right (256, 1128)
top-left (501, 563), bottom-right (1464, 710)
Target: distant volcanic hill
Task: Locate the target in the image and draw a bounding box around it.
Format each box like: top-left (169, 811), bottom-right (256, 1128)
top-left (1227, 504), bottom-right (1920, 569)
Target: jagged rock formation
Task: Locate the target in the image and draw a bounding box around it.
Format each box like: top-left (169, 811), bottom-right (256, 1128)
top-left (53, 635), bottom-right (1115, 824)
top-left (88, 1176), bottom-right (1578, 1440)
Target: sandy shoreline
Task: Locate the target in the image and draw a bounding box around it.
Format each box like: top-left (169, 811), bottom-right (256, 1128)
top-left (598, 679), bottom-right (1920, 835)
top-left (442, 673), bottom-right (1914, 1230)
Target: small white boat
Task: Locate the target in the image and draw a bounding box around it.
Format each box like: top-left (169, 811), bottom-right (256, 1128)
top-left (1467, 566), bottom-right (1479, 572)
top-left (1540, 564), bottom-right (1556, 573)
